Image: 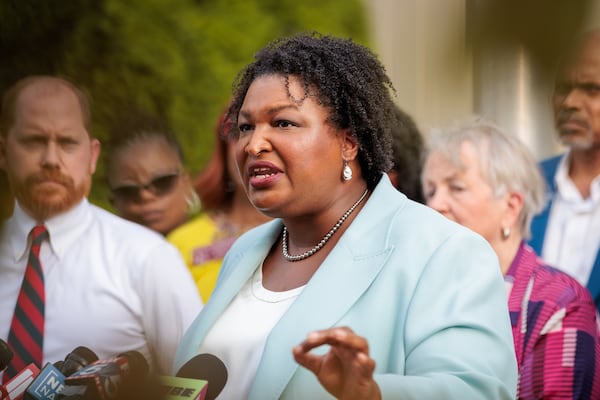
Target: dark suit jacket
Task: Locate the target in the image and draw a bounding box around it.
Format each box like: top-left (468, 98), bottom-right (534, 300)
top-left (529, 154), bottom-right (600, 311)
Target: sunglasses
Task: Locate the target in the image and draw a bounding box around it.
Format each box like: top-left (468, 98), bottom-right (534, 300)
top-left (111, 172), bottom-right (181, 203)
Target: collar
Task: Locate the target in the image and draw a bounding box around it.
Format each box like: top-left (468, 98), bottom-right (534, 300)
top-left (555, 150), bottom-right (600, 206)
top-left (555, 151), bottom-right (578, 201)
top-left (7, 199), bottom-right (93, 261)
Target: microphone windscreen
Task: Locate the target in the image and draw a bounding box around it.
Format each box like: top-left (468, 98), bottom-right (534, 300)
top-left (176, 354), bottom-right (227, 400)
top-left (61, 350), bottom-right (149, 400)
top-left (60, 346), bottom-right (99, 377)
top-left (117, 350), bottom-right (149, 382)
top-left (0, 338), bottom-right (13, 370)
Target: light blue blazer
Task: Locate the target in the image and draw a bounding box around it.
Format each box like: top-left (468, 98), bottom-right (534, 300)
top-left (174, 175), bottom-right (518, 399)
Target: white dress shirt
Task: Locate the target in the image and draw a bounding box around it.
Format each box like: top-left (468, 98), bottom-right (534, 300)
top-left (0, 199), bottom-right (203, 375)
top-left (542, 152), bottom-right (600, 285)
top-left (198, 266), bottom-right (304, 400)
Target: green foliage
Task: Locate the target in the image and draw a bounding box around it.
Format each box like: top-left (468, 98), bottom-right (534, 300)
top-left (0, 0), bottom-right (369, 210)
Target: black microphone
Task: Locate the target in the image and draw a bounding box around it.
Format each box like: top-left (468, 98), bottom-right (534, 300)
top-left (175, 354), bottom-right (228, 400)
top-left (0, 339), bottom-right (12, 372)
top-left (0, 339), bottom-right (10, 400)
top-left (57, 350), bottom-right (149, 400)
top-left (59, 347), bottom-right (99, 377)
top-left (22, 346), bottom-right (99, 400)
top-left (0, 339), bottom-right (13, 399)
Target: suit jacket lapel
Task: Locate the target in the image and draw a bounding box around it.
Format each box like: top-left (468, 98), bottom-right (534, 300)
top-left (530, 155), bottom-right (600, 312)
top-left (249, 199), bottom-right (392, 399)
top-left (529, 155), bottom-right (561, 254)
top-left (173, 222), bottom-right (282, 373)
top-left (586, 249), bottom-right (600, 310)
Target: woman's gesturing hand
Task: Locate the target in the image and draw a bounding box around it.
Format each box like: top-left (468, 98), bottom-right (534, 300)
top-left (293, 326), bottom-right (382, 400)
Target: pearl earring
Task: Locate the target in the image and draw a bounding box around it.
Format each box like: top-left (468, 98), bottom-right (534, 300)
top-left (501, 227), bottom-right (511, 239)
top-left (342, 160), bottom-right (353, 181)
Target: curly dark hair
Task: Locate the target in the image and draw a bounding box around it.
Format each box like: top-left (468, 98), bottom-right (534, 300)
top-left (389, 105), bottom-right (425, 203)
top-left (225, 32), bottom-right (396, 189)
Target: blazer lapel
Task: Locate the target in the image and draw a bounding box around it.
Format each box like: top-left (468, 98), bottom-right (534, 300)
top-left (249, 209), bottom-right (392, 399)
top-left (173, 222), bottom-right (282, 373)
top-left (586, 249), bottom-right (600, 311)
top-left (529, 155), bottom-right (560, 254)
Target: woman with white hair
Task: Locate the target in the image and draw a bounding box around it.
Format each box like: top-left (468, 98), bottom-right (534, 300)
top-left (422, 117), bottom-right (600, 399)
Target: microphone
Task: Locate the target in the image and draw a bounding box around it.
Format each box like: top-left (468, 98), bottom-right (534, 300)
top-left (0, 339), bottom-right (13, 400)
top-left (0, 338), bottom-right (40, 400)
top-left (58, 347), bottom-right (99, 378)
top-left (172, 354), bottom-right (227, 400)
top-left (1, 364), bottom-right (41, 400)
top-left (57, 350), bottom-right (148, 400)
top-left (159, 376), bottom-right (207, 400)
top-left (0, 340), bottom-right (12, 371)
top-left (21, 363), bottom-right (63, 400)
top-left (22, 346), bottom-right (99, 400)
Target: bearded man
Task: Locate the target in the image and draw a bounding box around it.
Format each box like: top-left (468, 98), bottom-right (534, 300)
top-left (0, 76), bottom-right (202, 380)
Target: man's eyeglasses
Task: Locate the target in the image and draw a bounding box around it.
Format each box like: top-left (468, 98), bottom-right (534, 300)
top-left (110, 172), bottom-right (181, 203)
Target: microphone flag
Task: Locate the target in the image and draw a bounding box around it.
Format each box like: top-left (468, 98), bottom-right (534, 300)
top-left (159, 376), bottom-right (208, 400)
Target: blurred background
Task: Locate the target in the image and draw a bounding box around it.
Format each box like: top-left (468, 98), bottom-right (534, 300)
top-left (370, 0), bottom-right (599, 159)
top-left (1, 0), bottom-right (598, 210)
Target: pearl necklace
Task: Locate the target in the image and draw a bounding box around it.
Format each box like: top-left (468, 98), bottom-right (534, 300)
top-left (282, 188), bottom-right (369, 262)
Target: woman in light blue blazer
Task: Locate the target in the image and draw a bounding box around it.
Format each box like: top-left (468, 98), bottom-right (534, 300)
top-left (174, 33), bottom-right (518, 399)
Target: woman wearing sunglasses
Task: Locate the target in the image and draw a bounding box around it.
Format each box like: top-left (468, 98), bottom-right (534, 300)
top-left (166, 111), bottom-right (272, 302)
top-left (105, 114), bottom-right (198, 236)
top-left (106, 112), bottom-right (270, 302)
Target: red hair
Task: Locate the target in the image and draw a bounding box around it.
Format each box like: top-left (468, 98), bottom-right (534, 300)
top-left (194, 110), bottom-right (234, 211)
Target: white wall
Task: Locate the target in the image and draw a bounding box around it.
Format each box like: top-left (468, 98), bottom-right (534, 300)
top-left (365, 0), bottom-right (600, 160)
top-left (365, 0), bottom-right (473, 136)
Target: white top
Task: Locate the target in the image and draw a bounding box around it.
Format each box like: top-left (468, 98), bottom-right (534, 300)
top-left (542, 152), bottom-right (600, 285)
top-left (0, 199), bottom-right (203, 375)
top-left (198, 266), bottom-right (304, 400)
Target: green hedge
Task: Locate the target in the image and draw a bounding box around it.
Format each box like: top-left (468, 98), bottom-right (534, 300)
top-left (0, 0), bottom-right (369, 210)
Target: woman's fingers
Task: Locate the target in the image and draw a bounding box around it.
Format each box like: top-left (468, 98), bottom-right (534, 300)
top-left (293, 327), bottom-right (374, 376)
top-left (296, 326), bottom-right (369, 353)
top-left (293, 327), bottom-right (381, 400)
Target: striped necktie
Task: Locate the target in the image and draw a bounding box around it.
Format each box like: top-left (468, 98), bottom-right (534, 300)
top-left (3, 225), bottom-right (49, 382)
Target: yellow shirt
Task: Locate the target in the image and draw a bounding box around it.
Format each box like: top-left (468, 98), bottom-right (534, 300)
top-left (167, 214), bottom-right (236, 303)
